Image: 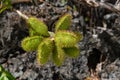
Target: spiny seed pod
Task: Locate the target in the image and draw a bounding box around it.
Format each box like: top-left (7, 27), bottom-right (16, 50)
top-left (63, 46), bottom-right (80, 58)
top-left (52, 45), bottom-right (65, 66)
top-left (37, 38), bottom-right (53, 64)
top-left (55, 31), bottom-right (78, 47)
top-left (55, 13), bottom-right (72, 32)
top-left (21, 36), bottom-right (43, 51)
top-left (27, 17), bottom-right (49, 37)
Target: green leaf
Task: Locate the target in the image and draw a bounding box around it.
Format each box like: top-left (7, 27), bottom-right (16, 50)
top-left (63, 46), bottom-right (80, 58)
top-left (0, 65), bottom-right (15, 80)
top-left (37, 38), bottom-right (53, 64)
top-left (52, 45), bottom-right (65, 66)
top-left (55, 13), bottom-right (72, 32)
top-left (27, 17), bottom-right (49, 37)
top-left (55, 31), bottom-right (78, 47)
top-left (29, 28), bottom-right (39, 36)
top-left (21, 36), bottom-right (43, 51)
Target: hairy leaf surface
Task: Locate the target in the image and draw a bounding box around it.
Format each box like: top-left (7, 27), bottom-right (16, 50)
top-left (55, 14), bottom-right (72, 32)
top-left (21, 36), bottom-right (43, 51)
top-left (55, 31), bottom-right (78, 47)
top-left (28, 17), bottom-right (49, 37)
top-left (29, 28), bottom-right (39, 36)
top-left (63, 47), bottom-right (80, 58)
top-left (52, 45), bottom-right (65, 66)
top-left (37, 38), bottom-right (53, 64)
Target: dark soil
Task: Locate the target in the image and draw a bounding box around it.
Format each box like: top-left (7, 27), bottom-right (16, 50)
top-left (0, 0), bottom-right (120, 80)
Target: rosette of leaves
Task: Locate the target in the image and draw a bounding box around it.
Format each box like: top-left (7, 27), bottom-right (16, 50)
top-left (21, 13), bottom-right (82, 66)
top-left (0, 65), bottom-right (15, 80)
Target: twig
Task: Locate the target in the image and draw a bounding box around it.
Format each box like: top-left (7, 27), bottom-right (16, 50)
top-left (84, 0), bottom-right (120, 13)
top-left (16, 10), bottom-right (29, 20)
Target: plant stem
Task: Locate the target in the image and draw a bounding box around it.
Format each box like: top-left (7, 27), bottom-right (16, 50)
top-left (16, 10), bottom-right (28, 20)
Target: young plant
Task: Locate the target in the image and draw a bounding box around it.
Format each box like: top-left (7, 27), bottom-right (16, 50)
top-left (0, 65), bottom-right (15, 80)
top-left (19, 11), bottom-right (83, 66)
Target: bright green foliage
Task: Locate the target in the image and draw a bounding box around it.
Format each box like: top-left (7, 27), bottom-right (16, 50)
top-left (27, 17), bottom-right (49, 37)
top-left (52, 45), bottom-right (65, 66)
top-left (63, 46), bottom-right (80, 58)
top-left (21, 13), bottom-right (83, 66)
top-left (55, 31), bottom-right (78, 47)
top-left (0, 65), bottom-right (15, 80)
top-left (55, 13), bottom-right (72, 32)
top-left (29, 28), bottom-right (39, 36)
top-left (21, 36), bottom-right (43, 51)
top-left (0, 0), bottom-right (12, 13)
top-left (37, 38), bottom-right (53, 64)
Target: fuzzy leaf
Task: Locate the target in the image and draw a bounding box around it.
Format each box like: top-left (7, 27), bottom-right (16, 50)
top-left (55, 14), bottom-right (72, 32)
top-left (55, 31), bottom-right (78, 47)
top-left (52, 45), bottom-right (65, 66)
top-left (63, 46), bottom-right (80, 58)
top-left (29, 28), bottom-right (38, 36)
top-left (37, 38), bottom-right (53, 64)
top-left (27, 17), bottom-right (49, 37)
top-left (21, 36), bottom-right (43, 51)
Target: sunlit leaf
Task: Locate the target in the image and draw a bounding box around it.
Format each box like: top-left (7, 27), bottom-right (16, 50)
top-left (21, 36), bottom-right (43, 51)
top-left (55, 13), bottom-right (72, 32)
top-left (55, 31), bottom-right (78, 47)
top-left (29, 28), bottom-right (39, 36)
top-left (52, 45), bottom-right (65, 66)
top-left (27, 17), bottom-right (49, 37)
top-left (37, 38), bottom-right (53, 64)
top-left (63, 46), bottom-right (80, 58)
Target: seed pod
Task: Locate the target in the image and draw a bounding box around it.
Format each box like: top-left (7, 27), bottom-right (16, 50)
top-left (63, 46), bottom-right (80, 58)
top-left (55, 31), bottom-right (78, 47)
top-left (21, 36), bottom-right (43, 51)
top-left (52, 45), bottom-right (65, 66)
top-left (27, 17), bottom-right (49, 37)
top-left (55, 13), bottom-right (72, 32)
top-left (37, 38), bottom-right (53, 64)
